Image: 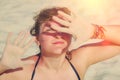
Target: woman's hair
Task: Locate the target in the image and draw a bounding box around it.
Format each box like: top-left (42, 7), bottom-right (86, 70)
top-left (30, 7), bottom-right (71, 36)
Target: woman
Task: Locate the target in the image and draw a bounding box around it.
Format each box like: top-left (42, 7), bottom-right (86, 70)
top-left (0, 7), bottom-right (120, 80)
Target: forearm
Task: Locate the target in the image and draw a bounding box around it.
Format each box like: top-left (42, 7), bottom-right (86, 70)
top-left (0, 62), bottom-right (9, 74)
top-left (98, 25), bottom-right (120, 45)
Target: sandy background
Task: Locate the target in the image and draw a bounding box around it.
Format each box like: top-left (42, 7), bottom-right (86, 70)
top-left (0, 0), bottom-right (120, 80)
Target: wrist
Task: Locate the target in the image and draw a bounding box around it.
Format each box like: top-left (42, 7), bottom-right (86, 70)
top-left (0, 61), bottom-right (10, 74)
top-left (91, 24), bottom-right (106, 39)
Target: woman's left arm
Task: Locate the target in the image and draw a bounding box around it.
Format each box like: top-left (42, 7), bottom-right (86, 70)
top-left (51, 10), bottom-right (120, 48)
top-left (72, 25), bottom-right (120, 67)
top-left (100, 25), bottom-right (120, 45)
top-left (51, 10), bottom-right (120, 68)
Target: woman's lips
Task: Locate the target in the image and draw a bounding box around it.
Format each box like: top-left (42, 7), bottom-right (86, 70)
top-left (52, 41), bottom-right (64, 44)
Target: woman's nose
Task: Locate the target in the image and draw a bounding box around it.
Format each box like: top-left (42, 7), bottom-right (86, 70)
top-left (54, 32), bottom-right (62, 38)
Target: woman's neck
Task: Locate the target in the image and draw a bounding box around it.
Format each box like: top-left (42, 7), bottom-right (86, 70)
top-left (39, 53), bottom-right (67, 72)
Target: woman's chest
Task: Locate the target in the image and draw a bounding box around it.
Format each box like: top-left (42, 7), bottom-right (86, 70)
top-left (0, 69), bottom-right (81, 80)
top-left (34, 72), bottom-right (79, 80)
top-left (33, 66), bottom-right (80, 80)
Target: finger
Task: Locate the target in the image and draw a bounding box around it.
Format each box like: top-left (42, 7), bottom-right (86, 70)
top-left (50, 22), bottom-right (77, 40)
top-left (14, 31), bottom-right (24, 45)
top-left (19, 31), bottom-right (30, 47)
top-left (6, 32), bottom-right (13, 44)
top-left (23, 37), bottom-right (35, 50)
top-left (58, 11), bottom-right (72, 21)
top-left (50, 22), bottom-right (70, 33)
top-left (52, 16), bottom-right (70, 27)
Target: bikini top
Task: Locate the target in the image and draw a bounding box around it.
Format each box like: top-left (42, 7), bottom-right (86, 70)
top-left (66, 58), bottom-right (81, 80)
top-left (31, 55), bottom-right (81, 80)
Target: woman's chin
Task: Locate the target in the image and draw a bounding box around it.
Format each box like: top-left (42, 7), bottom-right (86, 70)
top-left (53, 49), bottom-right (63, 54)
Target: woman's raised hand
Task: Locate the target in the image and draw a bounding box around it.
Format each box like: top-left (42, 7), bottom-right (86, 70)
top-left (0, 31), bottom-right (35, 70)
top-left (51, 11), bottom-right (94, 43)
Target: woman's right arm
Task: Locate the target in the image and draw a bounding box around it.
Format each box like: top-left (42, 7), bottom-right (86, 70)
top-left (0, 62), bottom-right (10, 74)
top-left (0, 31), bottom-right (35, 74)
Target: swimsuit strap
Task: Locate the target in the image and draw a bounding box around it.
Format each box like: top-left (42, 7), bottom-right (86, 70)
top-left (66, 57), bottom-right (81, 80)
top-left (31, 55), bottom-right (81, 80)
top-left (31, 54), bottom-right (41, 80)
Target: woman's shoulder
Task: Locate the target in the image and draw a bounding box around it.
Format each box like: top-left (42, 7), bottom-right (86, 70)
top-left (0, 56), bottom-right (38, 80)
top-left (0, 66), bottom-right (32, 80)
top-left (70, 47), bottom-right (92, 79)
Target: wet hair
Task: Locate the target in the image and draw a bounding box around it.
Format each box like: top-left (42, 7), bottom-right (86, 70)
top-left (30, 7), bottom-right (71, 36)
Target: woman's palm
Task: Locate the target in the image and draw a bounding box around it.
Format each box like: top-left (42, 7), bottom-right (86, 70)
top-left (0, 32), bottom-right (35, 69)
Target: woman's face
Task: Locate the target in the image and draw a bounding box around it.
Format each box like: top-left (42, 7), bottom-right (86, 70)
top-left (37, 21), bottom-right (72, 56)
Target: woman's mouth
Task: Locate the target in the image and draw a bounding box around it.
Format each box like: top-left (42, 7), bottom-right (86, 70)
top-left (52, 41), bottom-right (64, 44)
